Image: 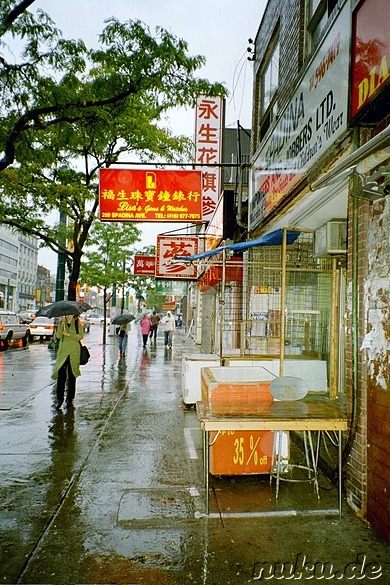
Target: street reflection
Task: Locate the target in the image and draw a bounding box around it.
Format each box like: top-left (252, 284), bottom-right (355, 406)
top-left (46, 407), bottom-right (79, 513)
top-left (139, 350), bottom-right (150, 384)
top-left (48, 408), bottom-right (77, 457)
top-left (118, 354), bottom-right (127, 372)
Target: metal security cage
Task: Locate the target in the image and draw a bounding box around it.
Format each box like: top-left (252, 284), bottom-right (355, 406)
top-left (180, 229), bottom-right (340, 396)
top-left (244, 232), bottom-right (333, 363)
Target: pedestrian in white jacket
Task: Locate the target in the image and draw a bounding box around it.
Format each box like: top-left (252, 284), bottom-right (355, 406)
top-left (160, 311), bottom-right (176, 349)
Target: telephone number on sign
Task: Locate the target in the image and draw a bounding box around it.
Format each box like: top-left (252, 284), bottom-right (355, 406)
top-left (100, 211), bottom-right (201, 220)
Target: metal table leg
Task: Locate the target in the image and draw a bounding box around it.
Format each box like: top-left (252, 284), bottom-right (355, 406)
top-left (204, 430), bottom-right (209, 514)
top-left (338, 429), bottom-right (343, 517)
top-left (307, 431), bottom-right (320, 499)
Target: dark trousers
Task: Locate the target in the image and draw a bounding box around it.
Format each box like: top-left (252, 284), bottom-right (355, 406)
top-left (149, 324), bottom-right (158, 340)
top-left (57, 356), bottom-right (76, 405)
top-left (142, 333), bottom-right (149, 347)
top-left (164, 330), bottom-right (172, 347)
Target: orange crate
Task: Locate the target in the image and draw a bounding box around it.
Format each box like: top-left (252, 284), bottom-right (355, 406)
top-left (201, 367), bottom-right (274, 404)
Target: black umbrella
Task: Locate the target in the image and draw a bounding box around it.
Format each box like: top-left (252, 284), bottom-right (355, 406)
top-left (36, 300), bottom-right (92, 318)
top-left (111, 313), bottom-right (135, 325)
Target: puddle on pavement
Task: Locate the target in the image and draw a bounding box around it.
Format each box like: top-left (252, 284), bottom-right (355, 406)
top-left (117, 488), bottom-right (194, 524)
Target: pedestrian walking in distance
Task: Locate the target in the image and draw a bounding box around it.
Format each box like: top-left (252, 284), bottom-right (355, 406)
top-left (140, 314), bottom-right (151, 349)
top-left (117, 322), bottom-right (130, 356)
top-left (149, 311), bottom-right (160, 343)
top-left (52, 314), bottom-right (84, 409)
top-left (160, 311), bottom-right (176, 349)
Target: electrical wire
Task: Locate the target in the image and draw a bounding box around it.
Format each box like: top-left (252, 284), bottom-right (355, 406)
top-left (229, 46), bottom-right (253, 125)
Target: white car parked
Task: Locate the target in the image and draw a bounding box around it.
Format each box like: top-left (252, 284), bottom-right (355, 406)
top-left (0, 310), bottom-right (31, 347)
top-left (87, 313), bottom-right (104, 325)
top-left (29, 316), bottom-right (55, 340)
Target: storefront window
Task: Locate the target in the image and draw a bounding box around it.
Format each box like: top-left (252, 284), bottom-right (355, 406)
top-left (262, 42), bottom-right (279, 112)
top-left (307, 0), bottom-right (338, 53)
top-left (257, 38), bottom-right (279, 141)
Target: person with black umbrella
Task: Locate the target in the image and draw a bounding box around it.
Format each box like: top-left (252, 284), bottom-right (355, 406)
top-left (117, 321), bottom-right (131, 357)
top-left (111, 314), bottom-right (134, 357)
top-left (52, 313), bottom-right (84, 409)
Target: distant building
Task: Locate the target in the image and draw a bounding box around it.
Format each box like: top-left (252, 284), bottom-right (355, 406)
top-left (0, 225), bottom-right (54, 312)
top-left (17, 233), bottom-right (39, 312)
top-left (0, 226), bottom-right (19, 310)
top-left (37, 264), bottom-right (54, 308)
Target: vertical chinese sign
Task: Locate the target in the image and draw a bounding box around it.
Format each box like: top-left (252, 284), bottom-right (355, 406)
top-left (195, 95), bottom-right (224, 222)
top-left (156, 236), bottom-right (198, 279)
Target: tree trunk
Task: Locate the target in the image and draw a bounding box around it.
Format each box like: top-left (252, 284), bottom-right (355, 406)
top-left (67, 251), bottom-right (81, 301)
top-left (103, 285), bottom-right (108, 345)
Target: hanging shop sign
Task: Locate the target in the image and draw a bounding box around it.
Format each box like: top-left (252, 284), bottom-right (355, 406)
top-left (162, 301), bottom-right (177, 310)
top-left (249, 1), bottom-right (351, 231)
top-left (195, 95), bottom-right (224, 221)
top-left (198, 257), bottom-right (243, 292)
top-left (156, 235), bottom-right (199, 280)
top-left (204, 190), bottom-right (237, 252)
top-left (351, 0), bottom-right (390, 121)
top-left (99, 169), bottom-right (202, 222)
top-left (155, 280), bottom-right (189, 295)
top-left (133, 255), bottom-right (156, 276)
top-left (204, 193), bottom-right (224, 251)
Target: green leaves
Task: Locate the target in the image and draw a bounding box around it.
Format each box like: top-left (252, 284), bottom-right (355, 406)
top-left (0, 1), bottom-right (226, 299)
top-left (81, 221), bottom-right (142, 290)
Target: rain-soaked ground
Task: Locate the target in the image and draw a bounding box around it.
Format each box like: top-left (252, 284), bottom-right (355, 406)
top-left (0, 325), bottom-right (389, 584)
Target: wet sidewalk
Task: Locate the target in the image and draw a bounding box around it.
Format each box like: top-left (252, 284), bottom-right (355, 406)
top-left (0, 326), bottom-right (389, 584)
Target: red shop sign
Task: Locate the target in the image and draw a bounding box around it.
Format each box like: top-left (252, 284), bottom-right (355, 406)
top-left (99, 169), bottom-right (202, 222)
top-left (133, 255), bottom-right (156, 276)
top-left (351, 0), bottom-right (390, 118)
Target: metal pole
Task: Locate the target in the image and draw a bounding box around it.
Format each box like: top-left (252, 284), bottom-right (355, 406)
top-left (279, 229), bottom-right (287, 376)
top-left (121, 259), bottom-right (126, 314)
top-left (219, 248), bottom-right (226, 365)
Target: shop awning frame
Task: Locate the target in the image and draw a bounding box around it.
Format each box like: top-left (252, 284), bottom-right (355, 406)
top-left (310, 125), bottom-right (390, 191)
top-left (174, 228), bottom-right (301, 263)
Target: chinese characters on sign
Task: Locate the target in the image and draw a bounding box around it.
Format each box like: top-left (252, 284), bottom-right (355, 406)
top-left (155, 280), bottom-right (188, 295)
top-left (195, 95), bottom-right (224, 221)
top-left (156, 236), bottom-right (198, 280)
top-left (133, 256), bottom-right (156, 276)
top-left (249, 3), bottom-right (350, 230)
top-left (99, 169), bottom-right (202, 222)
top-left (351, 0), bottom-right (390, 119)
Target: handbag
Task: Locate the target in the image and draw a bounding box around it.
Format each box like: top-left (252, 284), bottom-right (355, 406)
top-left (80, 343), bottom-right (90, 365)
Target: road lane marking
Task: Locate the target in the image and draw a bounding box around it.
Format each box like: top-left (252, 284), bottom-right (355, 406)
top-left (184, 427), bottom-right (199, 459)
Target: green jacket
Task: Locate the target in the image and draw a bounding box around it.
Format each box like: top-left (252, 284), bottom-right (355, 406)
top-left (52, 318), bottom-right (85, 380)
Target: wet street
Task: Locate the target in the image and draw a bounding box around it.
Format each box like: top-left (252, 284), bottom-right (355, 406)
top-left (1, 325), bottom-right (389, 584)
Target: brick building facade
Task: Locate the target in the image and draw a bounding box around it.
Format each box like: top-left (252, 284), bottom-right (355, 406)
top-left (249, 0), bottom-right (389, 540)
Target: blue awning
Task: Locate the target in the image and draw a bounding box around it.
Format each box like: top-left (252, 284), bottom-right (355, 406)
top-left (174, 229), bottom-right (301, 262)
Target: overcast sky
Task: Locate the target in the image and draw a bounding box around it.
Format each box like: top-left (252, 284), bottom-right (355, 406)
top-left (32, 0), bottom-right (266, 271)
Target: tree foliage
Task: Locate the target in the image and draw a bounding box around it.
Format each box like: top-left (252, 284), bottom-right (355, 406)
top-left (0, 0), bottom-right (226, 299)
top-left (80, 221), bottom-right (142, 343)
